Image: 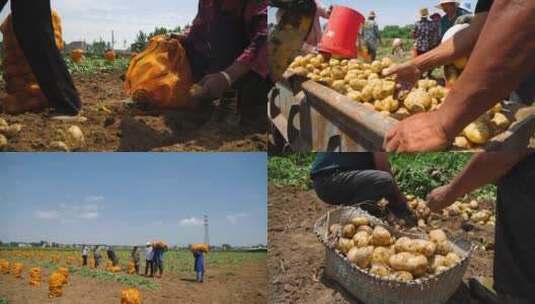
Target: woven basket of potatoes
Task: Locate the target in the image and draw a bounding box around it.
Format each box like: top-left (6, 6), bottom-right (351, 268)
top-left (313, 207), bottom-right (475, 304)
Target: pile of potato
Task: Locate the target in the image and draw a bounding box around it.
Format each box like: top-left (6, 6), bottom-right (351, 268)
top-left (443, 200), bottom-right (495, 226)
top-left (0, 118), bottom-right (22, 150)
top-left (330, 216), bottom-right (462, 282)
top-left (287, 53), bottom-right (512, 147)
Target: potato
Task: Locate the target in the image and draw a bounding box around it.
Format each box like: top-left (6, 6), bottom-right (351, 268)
top-left (471, 210), bottom-right (491, 222)
top-left (347, 246), bottom-right (374, 269)
top-left (370, 264), bottom-right (390, 277)
top-left (453, 136), bottom-right (472, 149)
top-left (388, 252), bottom-right (412, 272)
top-left (293, 67), bottom-right (308, 76)
top-left (404, 89), bottom-right (431, 113)
top-left (370, 61), bottom-right (383, 73)
top-left (1, 123), bottom-right (22, 138)
top-left (67, 126), bottom-right (85, 149)
top-left (329, 58), bottom-right (340, 66)
top-left (356, 225), bottom-right (373, 234)
top-left (331, 80), bottom-right (346, 93)
top-left (352, 231), bottom-right (371, 248)
top-left (392, 107), bottom-right (411, 120)
top-left (468, 200), bottom-right (479, 209)
top-left (350, 216), bottom-right (369, 227)
top-left (349, 79), bottom-right (368, 91)
top-left (381, 57), bottom-right (393, 68)
top-left (329, 224), bottom-right (342, 235)
top-left (428, 229), bottom-right (448, 243)
top-left (417, 79), bottom-right (437, 90)
top-left (346, 91), bottom-right (362, 102)
top-left (331, 67), bottom-right (345, 80)
top-left (428, 86), bottom-right (446, 99)
top-left (371, 246), bottom-right (395, 265)
top-left (0, 134), bottom-right (7, 150)
top-left (408, 254), bottom-right (428, 276)
top-left (444, 252), bottom-right (461, 267)
top-left (410, 239), bottom-right (436, 257)
top-left (491, 112), bottom-right (510, 129)
top-left (342, 224), bottom-right (356, 238)
top-left (463, 120), bottom-right (491, 144)
top-left (0, 118), bottom-right (8, 129)
top-left (360, 85), bottom-right (374, 103)
top-left (371, 226), bottom-right (392, 246)
top-left (435, 266), bottom-right (449, 274)
top-left (337, 238), bottom-right (354, 254)
top-left (390, 271), bottom-right (413, 282)
top-left (394, 237), bottom-right (412, 253)
top-left (430, 255), bottom-right (446, 272)
top-left (435, 240), bottom-right (451, 255)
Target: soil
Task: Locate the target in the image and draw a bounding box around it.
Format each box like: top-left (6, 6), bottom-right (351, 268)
top-left (0, 71), bottom-right (267, 152)
top-left (268, 184), bottom-right (496, 304)
top-left (0, 260), bottom-right (267, 304)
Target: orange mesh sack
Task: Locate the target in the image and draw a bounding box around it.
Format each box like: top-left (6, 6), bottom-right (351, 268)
top-left (1, 11), bottom-right (63, 114)
top-left (121, 288), bottom-right (142, 304)
top-left (58, 267), bottom-right (69, 284)
top-left (48, 271), bottom-right (64, 298)
top-left (11, 262), bottom-right (23, 278)
top-left (0, 259), bottom-right (10, 274)
top-left (29, 267), bottom-right (41, 287)
top-left (191, 243), bottom-right (209, 253)
top-left (127, 262), bottom-right (136, 274)
top-left (124, 35), bottom-right (194, 109)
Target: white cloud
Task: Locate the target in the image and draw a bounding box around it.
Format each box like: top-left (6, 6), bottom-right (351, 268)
top-left (85, 195), bottom-right (104, 202)
top-left (35, 210), bottom-right (60, 220)
top-left (226, 213), bottom-right (248, 224)
top-left (179, 217), bottom-right (203, 226)
top-left (78, 211), bottom-right (99, 219)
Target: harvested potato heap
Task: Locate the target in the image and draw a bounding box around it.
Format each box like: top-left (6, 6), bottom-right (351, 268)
top-left (127, 262), bottom-right (136, 274)
top-left (48, 271), bottom-right (66, 298)
top-left (287, 54), bottom-right (512, 147)
top-left (330, 215), bottom-right (462, 282)
top-left (0, 259), bottom-right (9, 274)
top-left (1, 11), bottom-right (64, 114)
top-left (443, 200), bottom-right (495, 226)
top-left (11, 262), bottom-right (23, 279)
top-left (29, 267), bottom-right (41, 287)
top-left (0, 118), bottom-right (22, 150)
top-left (121, 287), bottom-right (142, 304)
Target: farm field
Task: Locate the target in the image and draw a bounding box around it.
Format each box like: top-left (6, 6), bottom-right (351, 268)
top-left (0, 248), bottom-right (267, 304)
top-left (267, 153), bottom-right (496, 303)
top-left (0, 56), bottom-right (267, 152)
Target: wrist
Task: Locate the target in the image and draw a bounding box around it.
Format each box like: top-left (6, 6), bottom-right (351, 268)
top-left (219, 71), bottom-right (232, 87)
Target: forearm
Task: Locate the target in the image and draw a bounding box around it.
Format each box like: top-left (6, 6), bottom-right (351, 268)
top-left (412, 13), bottom-right (486, 72)
top-left (374, 153), bottom-right (406, 205)
top-left (436, 0), bottom-right (535, 138)
top-left (225, 61), bottom-right (251, 83)
top-left (448, 151), bottom-right (529, 198)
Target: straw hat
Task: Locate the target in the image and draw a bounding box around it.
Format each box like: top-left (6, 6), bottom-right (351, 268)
top-left (436, 0), bottom-right (460, 9)
top-left (419, 8), bottom-right (430, 17)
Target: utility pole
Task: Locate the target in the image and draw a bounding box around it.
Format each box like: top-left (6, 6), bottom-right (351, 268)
top-left (204, 215), bottom-right (209, 245)
top-left (111, 30), bottom-right (115, 50)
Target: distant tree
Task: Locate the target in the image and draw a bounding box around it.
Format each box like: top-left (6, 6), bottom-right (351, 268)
top-left (149, 27), bottom-right (169, 38)
top-left (381, 25), bottom-right (414, 39)
top-left (222, 244), bottom-right (232, 250)
top-left (88, 39), bottom-right (107, 56)
top-left (130, 30), bottom-right (148, 53)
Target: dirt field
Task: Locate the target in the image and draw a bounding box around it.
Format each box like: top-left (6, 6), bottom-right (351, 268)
top-left (268, 184), bottom-right (495, 304)
top-left (0, 71), bottom-right (267, 152)
top-left (0, 258), bottom-right (266, 304)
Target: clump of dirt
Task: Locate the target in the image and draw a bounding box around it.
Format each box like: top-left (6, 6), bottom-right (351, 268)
top-left (0, 70), bottom-right (266, 152)
top-left (268, 184), bottom-right (495, 304)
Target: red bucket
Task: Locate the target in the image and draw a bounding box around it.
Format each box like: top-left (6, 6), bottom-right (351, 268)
top-left (319, 6), bottom-right (365, 58)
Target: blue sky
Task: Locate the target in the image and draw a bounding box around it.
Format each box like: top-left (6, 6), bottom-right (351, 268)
top-left (268, 0), bottom-right (477, 28)
top-left (0, 153), bottom-right (267, 247)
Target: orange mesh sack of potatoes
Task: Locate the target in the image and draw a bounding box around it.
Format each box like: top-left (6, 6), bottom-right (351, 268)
top-left (29, 267), bottom-right (41, 287)
top-left (48, 271), bottom-right (65, 298)
top-left (151, 240), bottom-right (169, 249)
top-left (11, 262), bottom-right (23, 278)
top-left (121, 288), bottom-right (141, 304)
top-left (127, 262), bottom-right (136, 274)
top-left (70, 49), bottom-right (85, 64)
top-left (0, 259), bottom-right (10, 274)
top-left (190, 243), bottom-right (209, 253)
top-left (58, 267), bottom-right (69, 284)
top-left (0, 11), bottom-right (63, 114)
top-left (124, 34), bottom-right (194, 109)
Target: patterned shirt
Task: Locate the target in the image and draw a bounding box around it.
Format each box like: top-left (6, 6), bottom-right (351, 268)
top-left (361, 20), bottom-right (380, 49)
top-left (413, 18), bottom-right (439, 52)
top-left (184, 0), bottom-right (268, 78)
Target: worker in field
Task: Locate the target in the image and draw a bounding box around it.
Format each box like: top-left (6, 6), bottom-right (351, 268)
top-left (302, 0), bottom-right (332, 52)
top-left (383, 0), bottom-right (535, 152)
top-left (193, 249), bottom-right (205, 283)
top-left (426, 151), bottom-right (535, 303)
top-left (437, 0), bottom-right (467, 37)
top-left (151, 246), bottom-right (165, 278)
top-left (310, 152), bottom-right (417, 226)
top-left (81, 245), bottom-right (88, 267)
top-left (131, 246), bottom-right (140, 274)
top-left (174, 0), bottom-right (270, 128)
top-left (144, 242), bottom-right (154, 277)
top-left (93, 245), bottom-right (102, 268)
top-left (107, 246), bottom-right (119, 266)
top-left (412, 8), bottom-right (440, 77)
top-left (0, 0), bottom-right (84, 120)
top-left (360, 11), bottom-right (382, 62)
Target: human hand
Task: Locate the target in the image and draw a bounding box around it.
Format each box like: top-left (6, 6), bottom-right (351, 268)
top-left (383, 111), bottom-right (451, 152)
top-left (383, 61), bottom-right (422, 91)
top-left (426, 184), bottom-right (457, 212)
top-left (194, 72), bottom-right (231, 100)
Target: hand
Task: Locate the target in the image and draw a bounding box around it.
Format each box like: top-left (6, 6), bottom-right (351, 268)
top-left (427, 184), bottom-right (457, 212)
top-left (383, 111), bottom-right (451, 152)
top-left (383, 61), bottom-right (421, 91)
top-left (196, 72), bottom-right (231, 100)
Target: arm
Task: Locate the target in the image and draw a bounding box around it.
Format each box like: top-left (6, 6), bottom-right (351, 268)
top-left (375, 24), bottom-right (382, 45)
top-left (435, 0), bottom-right (535, 140)
top-left (427, 151), bottom-right (530, 211)
top-left (373, 153), bottom-right (407, 207)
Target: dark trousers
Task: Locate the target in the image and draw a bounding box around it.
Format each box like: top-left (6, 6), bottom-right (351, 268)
top-left (152, 259), bottom-right (163, 276)
top-left (313, 169), bottom-right (396, 205)
top-left (235, 72), bottom-right (271, 121)
top-left (94, 257), bottom-right (100, 268)
top-left (366, 42), bottom-right (377, 61)
top-left (494, 155), bottom-right (535, 302)
top-left (134, 261), bottom-right (139, 274)
top-left (144, 259), bottom-right (153, 276)
top-left (82, 255), bottom-right (87, 266)
top-left (10, 0), bottom-right (81, 114)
